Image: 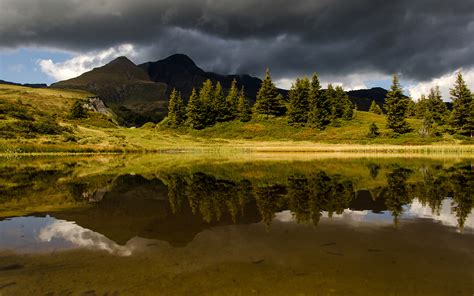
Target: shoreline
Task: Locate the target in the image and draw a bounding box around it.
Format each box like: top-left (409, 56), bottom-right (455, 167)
top-left (1, 142), bottom-right (474, 156)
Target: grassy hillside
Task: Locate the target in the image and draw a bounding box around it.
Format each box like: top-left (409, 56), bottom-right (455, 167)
top-left (168, 111), bottom-right (466, 145)
top-left (0, 83), bottom-right (115, 141)
top-left (0, 83), bottom-right (472, 153)
top-left (51, 57), bottom-right (168, 126)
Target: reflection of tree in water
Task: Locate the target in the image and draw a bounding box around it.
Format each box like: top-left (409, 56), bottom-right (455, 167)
top-left (414, 165), bottom-right (449, 216)
top-left (288, 172), bottom-right (354, 225)
top-left (408, 163), bottom-right (473, 229)
top-left (3, 159), bottom-right (472, 230)
top-left (254, 183), bottom-right (287, 225)
top-left (447, 164), bottom-right (474, 230)
top-left (167, 174), bottom-right (187, 214)
top-left (384, 167), bottom-right (413, 225)
top-left (367, 163), bottom-right (381, 180)
top-left (183, 173), bottom-right (247, 223)
top-left (158, 164), bottom-right (473, 229)
top-left (325, 175), bottom-right (354, 217)
top-left (287, 174), bottom-right (311, 223)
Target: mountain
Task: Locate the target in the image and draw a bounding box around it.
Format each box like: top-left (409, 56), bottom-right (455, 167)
top-left (0, 79), bottom-right (47, 88)
top-left (51, 57), bottom-right (168, 125)
top-left (49, 54), bottom-right (409, 124)
top-left (139, 54), bottom-right (287, 100)
top-left (347, 87), bottom-right (388, 111)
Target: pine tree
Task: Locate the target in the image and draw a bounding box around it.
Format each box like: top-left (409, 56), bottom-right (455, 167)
top-left (199, 79), bottom-right (215, 126)
top-left (325, 84), bottom-right (338, 120)
top-left (307, 73), bottom-right (331, 129)
top-left (186, 88), bottom-right (206, 130)
top-left (450, 72), bottom-right (473, 136)
top-left (69, 100), bottom-right (87, 119)
top-left (406, 99), bottom-right (417, 117)
top-left (384, 75), bottom-right (411, 134)
top-left (226, 79), bottom-right (240, 120)
top-left (369, 100), bottom-right (383, 114)
top-left (255, 69), bottom-right (285, 116)
top-left (325, 85), bottom-right (353, 121)
top-left (426, 86), bottom-right (448, 125)
top-left (339, 86), bottom-right (354, 120)
top-left (237, 86), bottom-right (252, 122)
top-left (368, 122), bottom-right (380, 138)
top-left (168, 88), bottom-right (186, 128)
top-left (213, 81), bottom-right (228, 122)
top-left (415, 94), bottom-right (429, 119)
top-left (288, 77), bottom-right (310, 126)
top-left (419, 110), bottom-right (434, 137)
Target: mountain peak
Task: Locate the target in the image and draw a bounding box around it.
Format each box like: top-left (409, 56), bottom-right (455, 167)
top-left (107, 56), bottom-right (135, 66)
top-left (161, 54), bottom-right (197, 67)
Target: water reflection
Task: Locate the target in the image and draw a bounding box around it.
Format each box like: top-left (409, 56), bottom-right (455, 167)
top-left (0, 157), bottom-right (472, 253)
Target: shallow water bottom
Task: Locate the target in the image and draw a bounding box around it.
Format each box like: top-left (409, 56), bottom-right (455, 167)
top-left (1, 219), bottom-right (472, 296)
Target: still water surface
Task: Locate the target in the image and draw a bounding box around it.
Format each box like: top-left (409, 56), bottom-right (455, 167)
top-left (0, 155), bottom-right (473, 295)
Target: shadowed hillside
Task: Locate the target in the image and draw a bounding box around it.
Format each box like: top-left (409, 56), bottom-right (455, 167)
top-left (51, 57), bottom-right (168, 125)
top-left (139, 54), bottom-right (288, 101)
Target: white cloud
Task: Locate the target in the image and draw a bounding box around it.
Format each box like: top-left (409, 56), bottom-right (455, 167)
top-left (38, 44), bottom-right (137, 81)
top-left (275, 72), bottom-right (387, 91)
top-left (406, 199), bottom-right (474, 230)
top-left (274, 78), bottom-right (294, 89)
top-left (274, 198), bottom-right (473, 230)
top-left (408, 68), bottom-right (474, 101)
top-left (39, 219), bottom-right (135, 256)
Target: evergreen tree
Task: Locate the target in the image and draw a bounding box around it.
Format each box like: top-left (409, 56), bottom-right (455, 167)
top-left (199, 79), bottom-right (215, 126)
top-left (450, 72), bottom-right (473, 136)
top-left (226, 79), bottom-right (240, 120)
top-left (213, 81), bottom-right (228, 122)
top-left (325, 84), bottom-right (338, 119)
top-left (307, 73), bottom-right (331, 129)
top-left (368, 122), bottom-right (380, 138)
top-left (406, 99), bottom-right (417, 117)
top-left (419, 110), bottom-right (434, 137)
top-left (325, 85), bottom-right (353, 121)
top-left (333, 85), bottom-right (347, 119)
top-left (186, 88), bottom-right (206, 129)
top-left (426, 86), bottom-right (448, 125)
top-left (384, 75), bottom-right (411, 134)
top-left (369, 100), bottom-right (383, 114)
top-left (288, 77), bottom-right (310, 126)
top-left (339, 87), bottom-right (354, 120)
top-left (255, 69), bottom-right (285, 116)
top-left (237, 86), bottom-right (252, 122)
top-left (415, 94), bottom-right (429, 119)
top-left (69, 100), bottom-right (87, 119)
top-left (168, 88), bottom-right (186, 128)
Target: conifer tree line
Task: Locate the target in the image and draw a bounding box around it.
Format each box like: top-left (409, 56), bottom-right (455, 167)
top-left (167, 79), bottom-right (251, 129)
top-left (383, 72), bottom-right (473, 137)
top-left (167, 68), bottom-right (473, 138)
top-left (167, 69), bottom-right (355, 130)
top-left (287, 73), bottom-right (354, 128)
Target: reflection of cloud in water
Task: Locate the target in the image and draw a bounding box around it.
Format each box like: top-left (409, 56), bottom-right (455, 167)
top-left (274, 209), bottom-right (390, 224)
top-left (274, 199), bottom-right (473, 230)
top-left (38, 220), bottom-right (135, 256)
top-left (406, 199), bottom-right (474, 229)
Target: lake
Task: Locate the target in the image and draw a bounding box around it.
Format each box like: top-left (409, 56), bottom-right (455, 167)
top-left (0, 154), bottom-right (473, 295)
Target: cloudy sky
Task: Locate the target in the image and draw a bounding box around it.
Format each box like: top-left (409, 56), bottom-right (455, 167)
top-left (0, 0), bottom-right (473, 99)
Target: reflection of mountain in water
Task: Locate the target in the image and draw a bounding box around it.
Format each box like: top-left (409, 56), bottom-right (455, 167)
top-left (46, 163), bottom-right (474, 247)
top-left (53, 174), bottom-right (261, 247)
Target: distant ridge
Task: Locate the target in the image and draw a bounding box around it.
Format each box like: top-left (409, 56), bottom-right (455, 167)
top-left (139, 54), bottom-right (287, 100)
top-left (0, 79), bottom-right (47, 88)
top-left (347, 87), bottom-right (388, 111)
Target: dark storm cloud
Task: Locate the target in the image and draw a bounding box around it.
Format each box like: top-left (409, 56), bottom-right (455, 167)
top-left (1, 0), bottom-right (473, 80)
